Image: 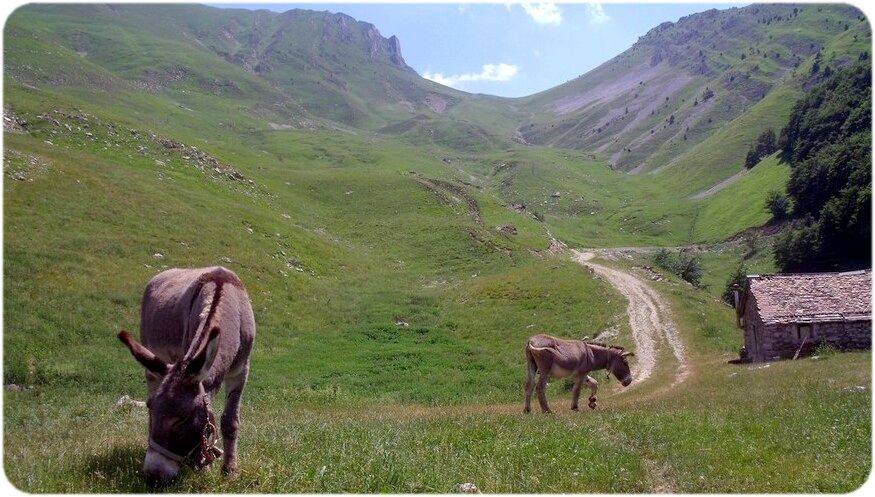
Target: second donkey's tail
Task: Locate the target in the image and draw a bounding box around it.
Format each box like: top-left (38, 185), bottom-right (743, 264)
top-left (525, 345), bottom-right (538, 379)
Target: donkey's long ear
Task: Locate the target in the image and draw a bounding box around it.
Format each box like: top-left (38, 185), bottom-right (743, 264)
top-left (622, 351), bottom-right (635, 358)
top-left (118, 330), bottom-right (168, 375)
top-left (183, 326), bottom-right (220, 382)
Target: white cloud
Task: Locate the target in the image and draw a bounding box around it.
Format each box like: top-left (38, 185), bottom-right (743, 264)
top-left (585, 3), bottom-right (610, 25)
top-left (521, 3), bottom-right (562, 25)
top-left (423, 63), bottom-right (520, 88)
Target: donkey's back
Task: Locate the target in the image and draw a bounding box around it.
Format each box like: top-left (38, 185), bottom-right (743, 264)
top-left (141, 266), bottom-right (255, 389)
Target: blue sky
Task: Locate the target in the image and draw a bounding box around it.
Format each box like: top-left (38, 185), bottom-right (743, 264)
top-left (212, 3), bottom-right (746, 97)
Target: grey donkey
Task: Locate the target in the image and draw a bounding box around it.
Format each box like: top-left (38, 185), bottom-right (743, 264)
top-left (119, 266), bottom-right (255, 484)
top-left (524, 334), bottom-right (634, 413)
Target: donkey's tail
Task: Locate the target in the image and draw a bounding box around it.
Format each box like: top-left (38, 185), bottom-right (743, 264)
top-left (525, 345), bottom-right (538, 377)
top-left (526, 345), bottom-right (554, 352)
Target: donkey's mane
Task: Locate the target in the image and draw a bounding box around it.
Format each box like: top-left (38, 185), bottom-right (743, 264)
top-left (584, 341), bottom-right (626, 352)
top-left (184, 270), bottom-right (243, 360)
top-left (198, 270), bottom-right (244, 288)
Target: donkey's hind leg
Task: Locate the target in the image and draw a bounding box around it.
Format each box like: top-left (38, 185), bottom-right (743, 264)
top-left (536, 372), bottom-right (552, 414)
top-left (221, 363), bottom-right (249, 475)
top-left (524, 350), bottom-right (537, 413)
top-left (524, 375), bottom-right (536, 414)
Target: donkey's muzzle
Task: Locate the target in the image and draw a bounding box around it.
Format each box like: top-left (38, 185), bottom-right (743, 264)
top-left (143, 449), bottom-right (181, 485)
top-left (621, 375), bottom-right (633, 387)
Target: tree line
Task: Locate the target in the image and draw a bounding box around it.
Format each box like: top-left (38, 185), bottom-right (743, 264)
top-left (724, 60), bottom-right (869, 301)
top-left (744, 60), bottom-right (871, 272)
top-left (774, 60), bottom-right (871, 272)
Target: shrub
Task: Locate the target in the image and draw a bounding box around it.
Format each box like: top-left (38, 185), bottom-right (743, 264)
top-left (744, 128), bottom-right (777, 168)
top-left (742, 232), bottom-right (761, 258)
top-left (765, 190), bottom-right (790, 219)
top-left (814, 342), bottom-right (839, 357)
top-left (773, 221), bottom-right (822, 271)
top-left (652, 248), bottom-right (676, 272)
top-left (676, 253), bottom-right (703, 287)
top-left (653, 249), bottom-right (702, 287)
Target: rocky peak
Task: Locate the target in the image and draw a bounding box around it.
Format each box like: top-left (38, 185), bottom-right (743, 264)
top-left (360, 23), bottom-right (407, 68)
top-left (307, 11), bottom-right (408, 69)
top-left (387, 35), bottom-right (406, 67)
top-left (365, 25), bottom-right (383, 56)
top-left (330, 12), bottom-right (355, 43)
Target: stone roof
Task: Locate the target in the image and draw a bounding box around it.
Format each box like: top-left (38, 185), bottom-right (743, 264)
top-left (744, 270), bottom-right (872, 325)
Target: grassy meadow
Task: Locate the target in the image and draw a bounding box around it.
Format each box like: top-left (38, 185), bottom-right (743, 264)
top-left (4, 254), bottom-right (870, 492)
top-left (6, 346), bottom-right (869, 493)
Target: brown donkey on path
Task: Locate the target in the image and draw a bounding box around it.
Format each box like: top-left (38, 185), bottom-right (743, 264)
top-left (524, 334), bottom-right (634, 413)
top-left (119, 267), bottom-right (255, 484)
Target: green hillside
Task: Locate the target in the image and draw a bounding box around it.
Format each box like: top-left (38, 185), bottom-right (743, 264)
top-left (5, 4), bottom-right (511, 137)
top-left (3, 3), bottom-right (871, 493)
top-left (518, 4), bottom-right (869, 193)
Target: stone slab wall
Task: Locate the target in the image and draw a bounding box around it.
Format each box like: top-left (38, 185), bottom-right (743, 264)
top-left (750, 320), bottom-right (871, 362)
top-left (742, 294), bottom-right (766, 361)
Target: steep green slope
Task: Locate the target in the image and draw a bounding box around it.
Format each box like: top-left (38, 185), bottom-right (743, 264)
top-left (691, 154), bottom-right (791, 241)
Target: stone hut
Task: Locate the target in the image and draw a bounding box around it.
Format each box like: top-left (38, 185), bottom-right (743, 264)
top-left (735, 270), bottom-right (872, 362)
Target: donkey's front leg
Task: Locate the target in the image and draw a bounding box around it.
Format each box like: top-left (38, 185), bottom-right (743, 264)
top-left (570, 375), bottom-right (583, 411)
top-left (221, 365), bottom-right (249, 475)
top-left (584, 375), bottom-right (598, 409)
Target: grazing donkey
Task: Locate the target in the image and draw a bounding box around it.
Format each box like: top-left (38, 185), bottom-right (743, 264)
top-left (524, 334), bottom-right (634, 413)
top-left (119, 267), bottom-right (255, 483)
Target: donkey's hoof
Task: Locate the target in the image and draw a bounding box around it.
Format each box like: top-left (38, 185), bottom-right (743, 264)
top-left (571, 406), bottom-right (579, 412)
top-left (588, 401), bottom-right (597, 410)
top-left (222, 462), bottom-right (239, 477)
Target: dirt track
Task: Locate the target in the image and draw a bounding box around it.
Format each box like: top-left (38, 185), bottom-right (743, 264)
top-left (572, 250), bottom-right (690, 387)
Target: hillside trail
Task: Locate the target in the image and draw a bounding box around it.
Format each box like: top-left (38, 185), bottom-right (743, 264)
top-left (571, 249), bottom-right (691, 388)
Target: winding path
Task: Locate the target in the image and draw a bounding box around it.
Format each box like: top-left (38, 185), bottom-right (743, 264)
top-left (572, 250), bottom-right (690, 387)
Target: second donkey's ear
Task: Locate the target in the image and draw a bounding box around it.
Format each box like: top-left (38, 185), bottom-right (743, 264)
top-left (621, 351), bottom-right (635, 358)
top-left (119, 330), bottom-right (169, 375)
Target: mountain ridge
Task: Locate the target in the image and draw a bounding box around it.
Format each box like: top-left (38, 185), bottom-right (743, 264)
top-left (4, 3), bottom-right (871, 210)
top-left (516, 3), bottom-right (868, 178)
